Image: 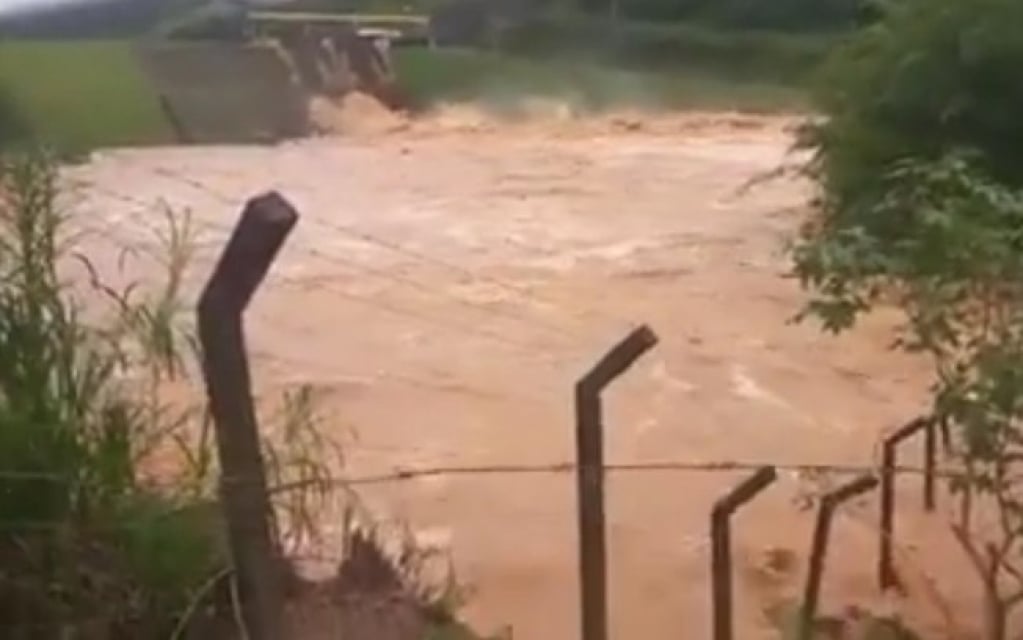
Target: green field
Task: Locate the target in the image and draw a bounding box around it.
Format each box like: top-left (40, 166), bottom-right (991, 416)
top-left (0, 40), bottom-right (172, 153)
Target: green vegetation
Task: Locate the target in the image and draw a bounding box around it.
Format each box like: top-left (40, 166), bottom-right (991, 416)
top-left (500, 13), bottom-right (836, 83)
top-left (396, 46), bottom-right (808, 113)
top-left (0, 32), bottom-right (814, 154)
top-left (0, 3), bottom-right (834, 148)
top-left (0, 41), bottom-right (171, 154)
top-left (0, 153), bottom-right (353, 636)
top-left (157, 0), bottom-right (831, 113)
top-left (403, 8), bottom-right (836, 112)
top-left (793, 0), bottom-right (1023, 637)
top-left (0, 154), bottom-right (223, 635)
top-left (602, 0), bottom-right (868, 31)
top-left (286, 0), bottom-right (868, 32)
top-left (767, 600), bottom-right (921, 640)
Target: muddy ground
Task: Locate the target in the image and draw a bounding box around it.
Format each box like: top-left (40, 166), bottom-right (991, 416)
top-left (64, 105), bottom-right (986, 639)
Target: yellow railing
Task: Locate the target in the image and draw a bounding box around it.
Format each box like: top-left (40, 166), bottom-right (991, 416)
top-left (248, 11), bottom-right (429, 27)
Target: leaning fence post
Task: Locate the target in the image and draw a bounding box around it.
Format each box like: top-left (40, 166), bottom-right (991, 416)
top-left (924, 417), bottom-right (938, 512)
top-left (938, 414), bottom-right (953, 456)
top-left (711, 466), bottom-right (777, 640)
top-left (575, 326), bottom-right (658, 640)
top-left (800, 474), bottom-right (879, 640)
top-left (879, 418), bottom-right (928, 591)
top-left (199, 192), bottom-right (298, 640)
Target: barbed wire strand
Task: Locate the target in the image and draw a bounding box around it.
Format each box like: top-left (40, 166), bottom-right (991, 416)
top-left (268, 459), bottom-right (964, 494)
top-left (252, 278), bottom-right (578, 366)
top-left (258, 278), bottom-right (577, 362)
top-left (142, 165), bottom-right (638, 338)
top-left (0, 458), bottom-right (967, 533)
top-left (80, 177), bottom-right (656, 362)
top-left (62, 180), bottom-right (231, 250)
top-left (305, 213), bottom-right (636, 332)
top-left (246, 344), bottom-right (558, 408)
top-left (282, 243), bottom-right (585, 349)
top-left (73, 196), bottom-right (587, 361)
top-left (248, 306), bottom-right (573, 401)
top-left (54, 199), bottom-right (577, 405)
top-left (78, 172), bottom-right (625, 356)
top-left (65, 177), bottom-right (665, 389)
top-left (63, 182), bottom-right (581, 364)
top-left (65, 211), bottom-right (612, 375)
top-left (0, 458), bottom-right (957, 486)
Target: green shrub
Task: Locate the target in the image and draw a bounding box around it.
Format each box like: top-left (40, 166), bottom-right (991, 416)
top-left (700, 0), bottom-right (867, 31)
top-left (803, 0), bottom-right (1023, 213)
top-left (575, 0), bottom-right (866, 31)
top-left (500, 14), bottom-right (835, 83)
top-left (794, 1), bottom-right (1023, 637)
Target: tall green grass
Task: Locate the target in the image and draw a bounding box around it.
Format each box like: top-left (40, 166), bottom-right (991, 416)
top-left (0, 41), bottom-right (171, 153)
top-left (0, 153), bottom-right (346, 636)
top-left (0, 153), bottom-right (223, 635)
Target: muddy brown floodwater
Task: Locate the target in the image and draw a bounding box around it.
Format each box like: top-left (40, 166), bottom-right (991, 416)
top-left (63, 106), bottom-right (985, 638)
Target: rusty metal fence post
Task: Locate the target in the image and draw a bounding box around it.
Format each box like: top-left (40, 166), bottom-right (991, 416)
top-left (924, 417), bottom-right (940, 512)
top-left (879, 418), bottom-right (928, 591)
top-left (800, 474), bottom-right (878, 640)
top-left (938, 414), bottom-right (953, 456)
top-left (575, 326), bottom-right (658, 640)
top-left (199, 191), bottom-right (298, 640)
top-left (711, 466), bottom-right (777, 640)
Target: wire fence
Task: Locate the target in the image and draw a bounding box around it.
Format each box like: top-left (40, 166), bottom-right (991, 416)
top-left (0, 458), bottom-right (958, 489)
top-left (9, 173), bottom-right (971, 639)
top-left (65, 165), bottom-right (630, 374)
